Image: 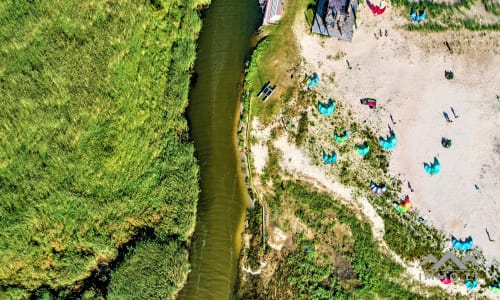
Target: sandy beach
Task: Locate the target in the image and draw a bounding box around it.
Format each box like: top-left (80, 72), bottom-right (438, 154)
top-left (288, 4), bottom-right (500, 264)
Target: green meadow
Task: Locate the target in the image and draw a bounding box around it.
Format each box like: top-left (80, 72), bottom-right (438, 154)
top-left (0, 0), bottom-right (207, 298)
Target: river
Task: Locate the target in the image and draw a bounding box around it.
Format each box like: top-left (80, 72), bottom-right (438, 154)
top-left (178, 1), bottom-right (260, 299)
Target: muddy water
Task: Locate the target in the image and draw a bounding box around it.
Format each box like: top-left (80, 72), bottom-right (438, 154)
top-left (178, 1), bottom-right (259, 299)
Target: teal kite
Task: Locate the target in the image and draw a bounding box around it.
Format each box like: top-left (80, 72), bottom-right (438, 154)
top-left (355, 143), bottom-right (369, 156)
top-left (318, 99), bottom-right (335, 116)
top-left (465, 279), bottom-right (479, 290)
top-left (452, 236), bottom-right (473, 251)
top-left (323, 151), bottom-right (337, 164)
top-left (334, 130), bottom-right (349, 144)
top-left (424, 157), bottom-right (441, 175)
top-left (307, 73), bottom-right (320, 89)
top-left (379, 131), bottom-right (397, 151)
top-left (489, 283), bottom-right (500, 294)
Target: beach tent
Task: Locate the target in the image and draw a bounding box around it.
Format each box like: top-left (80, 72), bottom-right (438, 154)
top-left (465, 279), bottom-right (479, 290)
top-left (379, 132), bottom-right (397, 151)
top-left (334, 130), bottom-right (349, 144)
top-left (367, 0), bottom-right (386, 15)
top-left (451, 236), bottom-right (473, 251)
top-left (323, 151), bottom-right (337, 164)
top-left (370, 181), bottom-right (387, 196)
top-left (489, 283), bottom-right (500, 294)
top-left (410, 9), bottom-right (427, 22)
top-left (394, 195), bottom-right (411, 212)
top-left (445, 70), bottom-right (454, 80)
top-left (439, 273), bottom-right (452, 285)
top-left (307, 73), bottom-right (320, 89)
top-left (318, 99), bottom-right (335, 116)
top-left (355, 143), bottom-right (370, 156)
top-left (360, 98), bottom-right (377, 109)
top-left (497, 95), bottom-right (500, 103)
top-left (424, 157), bottom-right (441, 175)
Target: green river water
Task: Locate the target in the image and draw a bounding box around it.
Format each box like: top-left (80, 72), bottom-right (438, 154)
top-left (178, 1), bottom-right (259, 299)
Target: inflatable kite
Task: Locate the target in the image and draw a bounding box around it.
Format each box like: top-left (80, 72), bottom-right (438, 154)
top-left (379, 132), bottom-right (397, 151)
top-left (410, 8), bottom-right (427, 22)
top-left (452, 236), bottom-right (473, 251)
top-left (441, 137), bottom-right (452, 149)
top-left (318, 99), bottom-right (335, 116)
top-left (445, 70), bottom-right (454, 80)
top-left (355, 143), bottom-right (370, 156)
top-left (424, 157), bottom-right (441, 175)
top-left (367, 0), bottom-right (386, 15)
top-left (323, 151), bottom-right (337, 164)
top-left (439, 273), bottom-right (452, 285)
top-left (370, 181), bottom-right (386, 196)
top-left (489, 283), bottom-right (500, 294)
top-left (394, 195), bottom-right (411, 212)
top-left (360, 98), bottom-right (377, 109)
top-left (465, 279), bottom-right (479, 290)
top-left (307, 73), bottom-right (320, 89)
top-left (334, 130), bottom-right (349, 144)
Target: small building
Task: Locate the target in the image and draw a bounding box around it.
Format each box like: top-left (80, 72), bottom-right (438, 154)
top-left (262, 0), bottom-right (284, 25)
top-left (312, 0), bottom-right (358, 41)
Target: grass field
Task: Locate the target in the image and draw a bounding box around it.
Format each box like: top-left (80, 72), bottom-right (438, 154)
top-left (0, 0), bottom-right (208, 298)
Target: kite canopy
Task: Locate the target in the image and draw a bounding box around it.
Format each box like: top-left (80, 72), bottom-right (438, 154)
top-left (452, 236), bottom-right (473, 251)
top-left (439, 274), bottom-right (452, 285)
top-left (360, 98), bottom-right (377, 109)
top-left (369, 181), bottom-right (386, 196)
top-left (367, 0), bottom-right (386, 15)
top-left (394, 195), bottom-right (411, 212)
top-left (379, 132), bottom-right (397, 150)
top-left (307, 73), bottom-right (320, 89)
top-left (318, 99), bottom-right (335, 116)
top-left (334, 130), bottom-right (349, 144)
top-left (323, 151), bottom-right (337, 164)
top-left (465, 279), bottom-right (479, 290)
top-left (410, 9), bottom-right (426, 22)
top-left (489, 283), bottom-right (500, 294)
top-left (355, 143), bottom-right (370, 156)
top-left (424, 157), bottom-right (441, 175)
top-left (441, 137), bottom-right (452, 148)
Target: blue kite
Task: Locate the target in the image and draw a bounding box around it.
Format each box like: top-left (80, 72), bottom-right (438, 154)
top-left (318, 99), bottom-right (335, 116)
top-left (410, 8), bottom-right (427, 22)
top-left (323, 151), bottom-right (337, 164)
top-left (355, 143), bottom-right (370, 156)
top-left (379, 132), bottom-right (397, 151)
top-left (424, 157), bottom-right (441, 175)
top-left (452, 236), bottom-right (473, 251)
top-left (334, 130), bottom-right (349, 144)
top-left (307, 73), bottom-right (320, 89)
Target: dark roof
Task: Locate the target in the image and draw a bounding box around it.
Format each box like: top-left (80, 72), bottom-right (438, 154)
top-left (312, 0), bottom-right (358, 41)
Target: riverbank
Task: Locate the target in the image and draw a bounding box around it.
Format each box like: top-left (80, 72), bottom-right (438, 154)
top-left (237, 0), bottom-right (499, 298)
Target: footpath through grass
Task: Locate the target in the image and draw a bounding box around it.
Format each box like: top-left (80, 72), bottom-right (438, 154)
top-left (0, 0), bottom-right (208, 298)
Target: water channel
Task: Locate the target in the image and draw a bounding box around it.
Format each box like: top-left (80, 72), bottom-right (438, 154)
top-left (178, 1), bottom-right (259, 299)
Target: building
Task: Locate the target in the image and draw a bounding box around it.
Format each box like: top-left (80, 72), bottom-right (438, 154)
top-left (262, 0), bottom-right (284, 25)
top-left (312, 0), bottom-right (358, 41)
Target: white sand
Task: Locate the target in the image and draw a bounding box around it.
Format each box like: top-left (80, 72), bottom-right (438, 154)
top-left (294, 6), bottom-right (500, 263)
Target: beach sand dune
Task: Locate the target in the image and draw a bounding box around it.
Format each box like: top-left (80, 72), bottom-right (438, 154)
top-left (294, 8), bottom-right (500, 262)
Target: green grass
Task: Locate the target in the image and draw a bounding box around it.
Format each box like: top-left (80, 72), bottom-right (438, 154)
top-left (108, 240), bottom-right (189, 299)
top-left (238, 181), bottom-right (442, 299)
top-left (0, 0), bottom-right (208, 297)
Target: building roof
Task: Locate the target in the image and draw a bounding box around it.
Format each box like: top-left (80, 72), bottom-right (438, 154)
top-left (312, 0), bottom-right (358, 41)
top-left (263, 0), bottom-right (284, 25)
